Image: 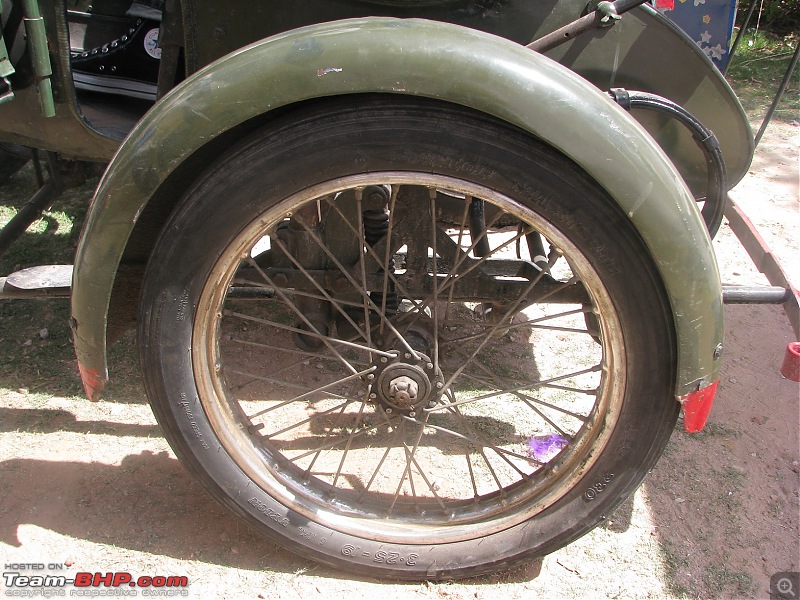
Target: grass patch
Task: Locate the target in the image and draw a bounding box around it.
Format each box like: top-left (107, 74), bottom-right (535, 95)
top-left (726, 30), bottom-right (799, 122)
top-left (0, 163), bottom-right (97, 398)
top-left (703, 563), bottom-right (755, 597)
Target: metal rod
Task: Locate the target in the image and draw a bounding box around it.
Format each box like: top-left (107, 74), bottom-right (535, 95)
top-left (722, 285), bottom-right (791, 304)
top-left (31, 147), bottom-right (44, 187)
top-left (0, 181), bottom-right (60, 256)
top-left (723, 0), bottom-right (760, 74)
top-left (527, 0), bottom-right (649, 53)
top-left (724, 195), bottom-right (800, 339)
top-left (754, 40), bottom-right (800, 148)
top-left (468, 198), bottom-right (490, 257)
top-left (0, 151), bottom-right (62, 257)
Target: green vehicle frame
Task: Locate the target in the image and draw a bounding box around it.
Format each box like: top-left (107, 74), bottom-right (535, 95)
top-left (0, 0), bottom-right (780, 580)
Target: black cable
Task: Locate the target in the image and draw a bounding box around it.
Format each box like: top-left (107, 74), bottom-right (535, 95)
top-left (609, 89), bottom-right (727, 237)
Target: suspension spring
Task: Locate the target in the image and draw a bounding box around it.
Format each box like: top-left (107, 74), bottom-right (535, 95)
top-left (363, 187), bottom-right (398, 313)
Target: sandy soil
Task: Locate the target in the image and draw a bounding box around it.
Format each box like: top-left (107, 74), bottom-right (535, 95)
top-left (0, 121), bottom-right (798, 599)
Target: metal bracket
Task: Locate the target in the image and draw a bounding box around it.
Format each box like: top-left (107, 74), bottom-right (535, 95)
top-left (596, 1), bottom-right (622, 25)
top-left (0, 265), bottom-right (72, 299)
top-left (0, 75), bottom-right (13, 104)
top-left (22, 0), bottom-right (55, 117)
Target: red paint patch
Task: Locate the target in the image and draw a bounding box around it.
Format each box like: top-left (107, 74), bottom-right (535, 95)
top-left (680, 379), bottom-right (719, 433)
top-left (78, 362), bottom-right (107, 401)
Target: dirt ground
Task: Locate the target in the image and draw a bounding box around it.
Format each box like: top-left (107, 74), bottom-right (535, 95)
top-left (0, 119), bottom-right (798, 599)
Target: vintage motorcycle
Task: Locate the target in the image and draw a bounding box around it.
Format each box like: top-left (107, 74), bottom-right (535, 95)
top-left (0, 0), bottom-right (759, 580)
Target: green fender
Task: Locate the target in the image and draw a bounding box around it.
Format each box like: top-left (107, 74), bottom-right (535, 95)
top-left (71, 17), bottom-right (723, 400)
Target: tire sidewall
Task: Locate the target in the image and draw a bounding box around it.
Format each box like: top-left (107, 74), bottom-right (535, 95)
top-left (139, 99), bottom-right (678, 579)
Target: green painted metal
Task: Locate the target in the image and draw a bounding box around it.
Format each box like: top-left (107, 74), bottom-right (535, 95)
top-left (0, 2), bottom-right (14, 81)
top-left (0, 0), bottom-right (123, 160)
top-left (71, 17), bottom-right (723, 398)
top-left (0, 0), bottom-right (753, 180)
top-left (544, 5), bottom-right (754, 196)
top-left (21, 0), bottom-right (54, 116)
top-left (179, 0), bottom-right (752, 196)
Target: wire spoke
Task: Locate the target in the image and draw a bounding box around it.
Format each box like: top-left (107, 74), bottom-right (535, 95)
top-left (439, 251), bottom-right (563, 391)
top-left (225, 309), bottom-right (394, 358)
top-left (294, 217), bottom-right (423, 359)
top-left (458, 370), bottom-right (593, 422)
top-left (419, 414), bottom-right (539, 465)
top-left (429, 362), bottom-right (600, 413)
top-left (229, 338), bottom-right (371, 368)
top-left (331, 398), bottom-right (370, 487)
top-left (264, 399), bottom-right (351, 440)
top-left (245, 367), bottom-right (373, 420)
top-left (286, 416), bottom-right (390, 463)
top-left (445, 403), bottom-right (535, 478)
top-left (446, 338), bottom-right (596, 422)
top-left (266, 237), bottom-right (371, 345)
top-left (397, 417), bottom-right (449, 512)
top-left (303, 400), bottom-right (354, 477)
top-left (438, 306), bottom-right (590, 346)
top-left (389, 413), bottom-right (430, 511)
top-left (359, 419), bottom-right (402, 502)
top-left (429, 188), bottom-right (441, 370)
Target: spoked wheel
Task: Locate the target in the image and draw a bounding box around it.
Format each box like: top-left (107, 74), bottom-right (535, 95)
top-left (139, 97), bottom-right (678, 580)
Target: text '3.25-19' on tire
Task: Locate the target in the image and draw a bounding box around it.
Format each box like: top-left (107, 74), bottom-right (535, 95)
top-left (138, 97), bottom-right (678, 580)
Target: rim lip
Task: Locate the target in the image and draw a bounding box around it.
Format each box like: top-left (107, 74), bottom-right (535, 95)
top-left (192, 172), bottom-right (625, 545)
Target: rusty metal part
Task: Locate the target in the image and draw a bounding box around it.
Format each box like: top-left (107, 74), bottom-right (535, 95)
top-left (724, 195), bottom-right (800, 340)
top-left (0, 264), bottom-right (72, 299)
top-left (526, 0), bottom-right (649, 53)
top-left (372, 351), bottom-right (444, 414)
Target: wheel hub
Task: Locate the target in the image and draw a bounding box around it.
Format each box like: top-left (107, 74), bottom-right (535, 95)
top-left (371, 353), bottom-right (444, 415)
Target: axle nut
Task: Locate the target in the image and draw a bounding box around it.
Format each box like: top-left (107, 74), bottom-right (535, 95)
top-left (388, 376), bottom-right (418, 407)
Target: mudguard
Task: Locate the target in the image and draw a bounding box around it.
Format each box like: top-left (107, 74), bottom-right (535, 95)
top-left (72, 17), bottom-right (723, 400)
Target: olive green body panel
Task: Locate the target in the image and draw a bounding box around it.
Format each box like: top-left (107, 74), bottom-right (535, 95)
top-left (179, 0), bottom-right (580, 71)
top-left (71, 18), bottom-right (723, 398)
top-left (180, 0), bottom-right (752, 194)
top-left (544, 5), bottom-right (753, 195)
top-left (1, 0), bottom-right (751, 184)
top-left (0, 0), bottom-right (120, 160)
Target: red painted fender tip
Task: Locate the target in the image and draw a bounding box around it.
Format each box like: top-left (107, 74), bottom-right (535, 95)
top-left (680, 379), bottom-right (719, 433)
top-left (78, 362), bottom-right (107, 402)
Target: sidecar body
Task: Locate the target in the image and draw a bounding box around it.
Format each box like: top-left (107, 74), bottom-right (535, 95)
top-left (0, 0), bottom-right (759, 579)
